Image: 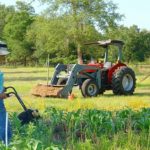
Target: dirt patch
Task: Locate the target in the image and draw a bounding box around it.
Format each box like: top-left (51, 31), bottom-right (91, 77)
top-left (31, 84), bottom-right (63, 97)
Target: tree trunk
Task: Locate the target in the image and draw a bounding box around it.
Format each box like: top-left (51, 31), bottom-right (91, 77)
top-left (77, 43), bottom-right (83, 64)
top-left (71, 1), bottom-right (83, 64)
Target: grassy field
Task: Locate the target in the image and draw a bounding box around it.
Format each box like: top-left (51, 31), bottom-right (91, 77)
top-left (1, 66), bottom-right (149, 112)
top-left (0, 66), bottom-right (149, 149)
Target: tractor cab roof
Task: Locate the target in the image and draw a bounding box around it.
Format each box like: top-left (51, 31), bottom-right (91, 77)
top-left (85, 39), bottom-right (124, 48)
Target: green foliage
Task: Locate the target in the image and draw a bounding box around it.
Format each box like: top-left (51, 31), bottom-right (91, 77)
top-left (0, 108), bottom-right (149, 149)
top-left (15, 1), bottom-right (35, 15)
top-left (0, 1), bottom-right (150, 65)
top-left (38, 0), bottom-right (122, 63)
top-left (0, 66), bottom-right (149, 149)
top-left (2, 2), bottom-right (34, 65)
top-left (26, 17), bottom-right (69, 57)
top-left (0, 4), bottom-right (15, 39)
top-left (106, 25), bottom-right (150, 63)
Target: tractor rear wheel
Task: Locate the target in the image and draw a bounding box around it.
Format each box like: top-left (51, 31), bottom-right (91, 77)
top-left (81, 79), bottom-right (99, 97)
top-left (112, 67), bottom-right (136, 95)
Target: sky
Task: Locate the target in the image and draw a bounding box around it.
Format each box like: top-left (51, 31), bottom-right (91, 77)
top-left (0, 0), bottom-right (150, 30)
top-left (113, 0), bottom-right (150, 30)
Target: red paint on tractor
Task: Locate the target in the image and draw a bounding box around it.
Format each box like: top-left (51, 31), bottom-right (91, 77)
top-left (85, 63), bottom-right (103, 72)
top-left (84, 62), bottom-right (126, 84)
top-left (107, 62), bottom-right (126, 83)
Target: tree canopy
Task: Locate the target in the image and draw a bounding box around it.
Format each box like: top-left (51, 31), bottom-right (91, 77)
top-left (39, 0), bottom-right (122, 64)
top-left (2, 2), bottom-right (34, 65)
top-left (0, 1), bottom-right (149, 66)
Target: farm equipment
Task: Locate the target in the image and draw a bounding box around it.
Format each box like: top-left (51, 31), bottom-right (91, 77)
top-left (5, 86), bottom-right (40, 125)
top-left (32, 39), bottom-right (136, 98)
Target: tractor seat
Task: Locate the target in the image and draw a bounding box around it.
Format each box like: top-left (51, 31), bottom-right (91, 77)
top-left (103, 62), bottom-right (112, 68)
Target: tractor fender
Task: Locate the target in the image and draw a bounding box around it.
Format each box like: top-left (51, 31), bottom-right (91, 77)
top-left (108, 63), bottom-right (126, 83)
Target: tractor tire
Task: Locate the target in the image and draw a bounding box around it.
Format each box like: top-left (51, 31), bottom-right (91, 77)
top-left (112, 67), bottom-right (136, 95)
top-left (57, 78), bottom-right (67, 85)
top-left (99, 88), bottom-right (105, 95)
top-left (81, 79), bottom-right (99, 97)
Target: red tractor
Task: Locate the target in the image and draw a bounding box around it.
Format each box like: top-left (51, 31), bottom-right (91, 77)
top-left (32, 39), bottom-right (136, 98)
top-left (83, 39), bottom-right (136, 96)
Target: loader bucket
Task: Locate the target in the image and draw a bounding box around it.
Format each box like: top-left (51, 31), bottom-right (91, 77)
top-left (31, 84), bottom-right (64, 98)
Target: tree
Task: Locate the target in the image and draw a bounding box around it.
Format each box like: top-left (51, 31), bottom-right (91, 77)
top-left (3, 1), bottom-right (35, 65)
top-left (26, 15), bottom-right (102, 65)
top-left (105, 25), bottom-right (150, 63)
top-left (15, 1), bottom-right (35, 15)
top-left (0, 4), bottom-right (15, 39)
top-left (138, 30), bottom-right (150, 61)
top-left (40, 0), bottom-right (122, 64)
top-left (26, 16), bottom-right (69, 64)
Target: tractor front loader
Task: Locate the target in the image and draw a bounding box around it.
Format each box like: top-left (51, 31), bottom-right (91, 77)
top-left (32, 39), bottom-right (136, 98)
top-left (32, 64), bottom-right (101, 98)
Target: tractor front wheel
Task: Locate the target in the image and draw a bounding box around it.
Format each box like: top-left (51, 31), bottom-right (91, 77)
top-left (112, 67), bottom-right (136, 95)
top-left (81, 79), bottom-right (99, 97)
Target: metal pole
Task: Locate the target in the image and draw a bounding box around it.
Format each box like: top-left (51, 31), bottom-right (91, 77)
top-left (47, 54), bottom-right (50, 85)
top-left (5, 112), bottom-right (8, 147)
top-left (118, 45), bottom-right (122, 62)
top-left (104, 47), bottom-right (108, 63)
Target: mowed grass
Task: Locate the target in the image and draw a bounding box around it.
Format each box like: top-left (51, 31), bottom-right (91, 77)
top-left (0, 66), bottom-right (149, 113)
